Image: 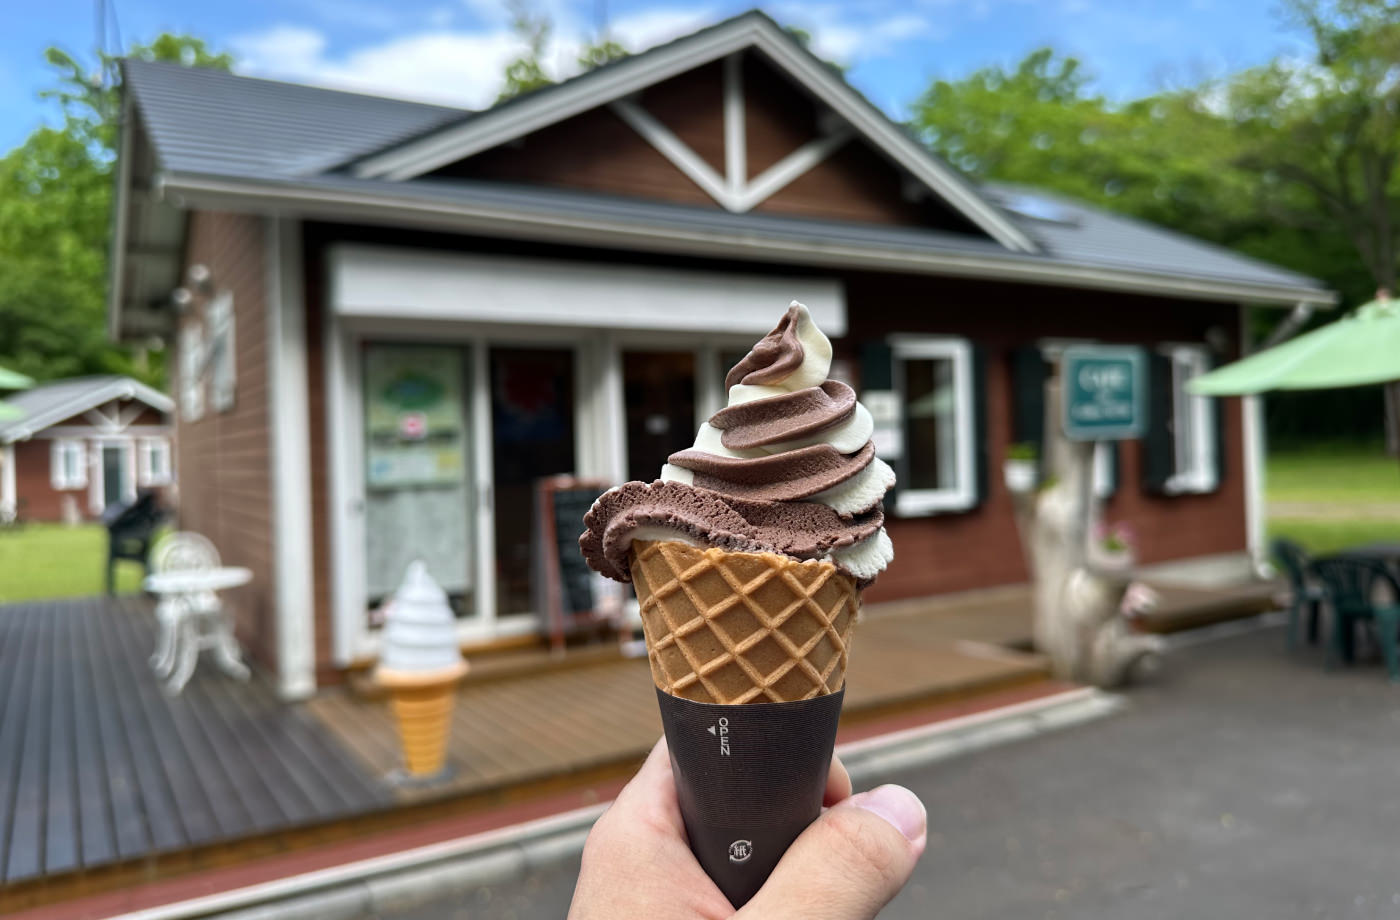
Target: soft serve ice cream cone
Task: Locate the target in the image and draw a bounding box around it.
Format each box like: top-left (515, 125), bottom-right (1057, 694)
top-left (374, 561), bottom-right (468, 778)
top-left (579, 302), bottom-right (895, 906)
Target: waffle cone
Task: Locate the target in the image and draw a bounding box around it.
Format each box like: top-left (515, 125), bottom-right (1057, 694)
top-left (630, 540), bottom-right (858, 704)
top-left (377, 664), bottom-right (467, 777)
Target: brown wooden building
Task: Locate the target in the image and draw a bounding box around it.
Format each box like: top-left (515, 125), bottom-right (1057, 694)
top-left (108, 11), bottom-right (1333, 698)
top-left (0, 376), bottom-right (173, 524)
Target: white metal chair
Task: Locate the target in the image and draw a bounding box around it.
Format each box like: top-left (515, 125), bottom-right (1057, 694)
top-left (148, 532), bottom-right (248, 693)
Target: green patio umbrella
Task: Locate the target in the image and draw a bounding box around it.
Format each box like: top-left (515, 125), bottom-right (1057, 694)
top-left (1189, 297), bottom-right (1400, 395)
top-left (0, 366), bottom-right (34, 390)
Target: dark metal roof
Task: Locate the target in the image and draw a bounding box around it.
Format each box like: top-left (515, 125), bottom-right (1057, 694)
top-left (121, 59), bottom-right (462, 177)
top-left (118, 37), bottom-right (1332, 304)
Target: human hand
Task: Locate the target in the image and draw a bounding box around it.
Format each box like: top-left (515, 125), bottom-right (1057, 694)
top-left (568, 736), bottom-right (926, 920)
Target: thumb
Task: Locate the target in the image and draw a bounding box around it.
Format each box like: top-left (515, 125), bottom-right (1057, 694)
top-left (736, 784), bottom-right (926, 920)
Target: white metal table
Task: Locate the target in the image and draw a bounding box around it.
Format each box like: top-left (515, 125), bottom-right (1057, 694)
top-left (145, 566), bottom-right (253, 695)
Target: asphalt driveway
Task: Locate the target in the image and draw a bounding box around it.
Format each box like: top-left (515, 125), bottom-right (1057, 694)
top-left (380, 621), bottom-right (1400, 919)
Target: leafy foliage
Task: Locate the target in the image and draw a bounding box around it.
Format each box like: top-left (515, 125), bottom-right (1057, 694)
top-left (497, 0), bottom-right (630, 103)
top-left (0, 35), bottom-right (231, 386)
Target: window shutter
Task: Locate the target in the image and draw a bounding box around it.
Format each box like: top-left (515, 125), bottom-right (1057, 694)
top-left (972, 343), bottom-right (989, 506)
top-left (1142, 351), bottom-right (1175, 494)
top-left (1210, 357), bottom-right (1226, 489)
top-left (860, 341), bottom-right (897, 512)
top-left (1011, 346), bottom-right (1049, 447)
top-left (860, 342), bottom-right (893, 391)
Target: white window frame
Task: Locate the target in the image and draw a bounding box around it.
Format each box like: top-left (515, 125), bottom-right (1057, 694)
top-left (138, 437), bottom-right (172, 487)
top-left (891, 336), bottom-right (977, 516)
top-left (50, 439), bottom-right (87, 490)
top-left (208, 291), bottom-right (236, 413)
top-left (1164, 344), bottom-right (1218, 495)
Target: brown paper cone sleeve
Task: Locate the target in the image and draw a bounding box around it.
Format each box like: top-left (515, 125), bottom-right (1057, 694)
top-left (629, 540), bottom-right (858, 704)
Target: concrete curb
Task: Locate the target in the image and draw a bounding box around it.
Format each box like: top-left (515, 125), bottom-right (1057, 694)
top-left (108, 687), bottom-right (1124, 920)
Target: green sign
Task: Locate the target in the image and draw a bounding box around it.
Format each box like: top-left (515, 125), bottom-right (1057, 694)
top-left (1061, 345), bottom-right (1145, 441)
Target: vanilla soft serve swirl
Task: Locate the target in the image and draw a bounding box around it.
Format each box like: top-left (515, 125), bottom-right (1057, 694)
top-left (580, 303), bottom-right (895, 584)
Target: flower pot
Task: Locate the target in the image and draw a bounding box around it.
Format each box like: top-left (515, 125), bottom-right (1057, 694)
top-left (1003, 458), bottom-right (1038, 493)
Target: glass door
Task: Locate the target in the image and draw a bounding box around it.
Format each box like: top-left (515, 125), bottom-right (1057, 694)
top-left (623, 351), bottom-right (696, 482)
top-left (362, 344), bottom-right (475, 616)
top-left (489, 346), bottom-right (576, 618)
top-left (101, 444), bottom-right (128, 510)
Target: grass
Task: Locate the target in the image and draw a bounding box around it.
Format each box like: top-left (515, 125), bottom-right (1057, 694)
top-left (0, 523), bottom-right (148, 604)
top-left (1267, 518), bottom-right (1399, 557)
top-left (1266, 442), bottom-right (1400, 503)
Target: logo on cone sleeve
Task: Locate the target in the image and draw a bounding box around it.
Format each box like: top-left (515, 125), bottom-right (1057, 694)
top-left (729, 840), bottom-right (752, 864)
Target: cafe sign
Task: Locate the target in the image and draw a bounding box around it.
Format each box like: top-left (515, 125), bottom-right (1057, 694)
top-left (1061, 345), bottom-right (1145, 441)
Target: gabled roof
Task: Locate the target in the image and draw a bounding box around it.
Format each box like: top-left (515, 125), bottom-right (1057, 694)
top-left (0, 376), bottom-right (173, 443)
top-left (121, 59), bottom-right (464, 178)
top-left (111, 11), bottom-right (1336, 341)
top-left (344, 10), bottom-right (1037, 253)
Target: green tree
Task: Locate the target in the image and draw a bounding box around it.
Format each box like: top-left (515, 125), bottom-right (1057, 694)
top-left (0, 35), bottom-right (231, 385)
top-left (1224, 0), bottom-right (1400, 292)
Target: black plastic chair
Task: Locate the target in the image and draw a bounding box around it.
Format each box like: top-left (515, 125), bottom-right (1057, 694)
top-left (1272, 538), bottom-right (1324, 650)
top-left (104, 490), bottom-right (165, 595)
top-left (1312, 556), bottom-right (1400, 682)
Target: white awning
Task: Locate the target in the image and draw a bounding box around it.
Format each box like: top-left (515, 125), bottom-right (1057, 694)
top-left (328, 244), bottom-right (846, 335)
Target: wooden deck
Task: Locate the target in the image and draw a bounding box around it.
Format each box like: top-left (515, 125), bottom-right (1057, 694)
top-left (308, 597), bottom-right (1049, 800)
top-left (0, 597), bottom-right (391, 889)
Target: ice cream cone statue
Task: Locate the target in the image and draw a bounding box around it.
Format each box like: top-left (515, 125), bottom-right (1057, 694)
top-left (580, 303), bottom-right (894, 906)
top-left (374, 561), bottom-right (468, 779)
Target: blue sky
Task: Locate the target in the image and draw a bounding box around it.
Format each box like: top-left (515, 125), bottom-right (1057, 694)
top-left (1, 0), bottom-right (1311, 154)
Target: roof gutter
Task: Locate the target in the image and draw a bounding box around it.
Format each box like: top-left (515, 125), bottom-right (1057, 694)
top-left (156, 171), bottom-right (1339, 309)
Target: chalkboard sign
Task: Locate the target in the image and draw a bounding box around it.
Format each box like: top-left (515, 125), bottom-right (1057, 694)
top-left (533, 476), bottom-right (610, 650)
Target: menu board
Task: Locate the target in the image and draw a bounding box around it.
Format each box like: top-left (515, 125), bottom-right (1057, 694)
top-left (364, 346), bottom-right (466, 488)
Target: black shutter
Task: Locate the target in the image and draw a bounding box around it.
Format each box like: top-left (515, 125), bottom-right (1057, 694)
top-left (860, 341), bottom-right (893, 391)
top-left (1210, 356), bottom-right (1227, 490)
top-left (860, 341), bottom-right (898, 512)
top-left (1011, 346), bottom-right (1049, 447)
top-left (1142, 351), bottom-right (1175, 494)
top-left (972, 343), bottom-right (989, 506)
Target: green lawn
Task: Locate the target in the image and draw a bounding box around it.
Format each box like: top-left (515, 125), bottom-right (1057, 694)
top-left (1266, 443), bottom-right (1399, 555)
top-left (1266, 442), bottom-right (1400, 503)
top-left (0, 524), bottom-right (148, 604)
top-left (1267, 518), bottom-right (1399, 557)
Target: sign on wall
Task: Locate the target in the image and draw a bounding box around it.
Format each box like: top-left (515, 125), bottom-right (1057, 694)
top-left (364, 346), bottom-right (466, 487)
top-left (1061, 345), bottom-right (1146, 441)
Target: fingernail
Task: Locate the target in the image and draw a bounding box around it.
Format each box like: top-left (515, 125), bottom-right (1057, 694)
top-left (851, 784), bottom-right (926, 842)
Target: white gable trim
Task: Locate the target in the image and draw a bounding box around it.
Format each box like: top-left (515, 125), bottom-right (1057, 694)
top-left (349, 14), bottom-right (1037, 253)
top-left (610, 99), bottom-right (735, 208)
top-left (1, 379), bottom-right (174, 444)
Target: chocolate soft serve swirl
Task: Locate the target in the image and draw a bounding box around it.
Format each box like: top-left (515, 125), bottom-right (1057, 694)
top-left (580, 302), bottom-right (895, 585)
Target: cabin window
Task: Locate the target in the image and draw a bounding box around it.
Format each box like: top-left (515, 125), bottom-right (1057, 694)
top-left (891, 337), bottom-right (977, 514)
top-left (208, 291), bottom-right (236, 413)
top-left (138, 437), bottom-right (172, 487)
top-left (1164, 345), bottom-right (1217, 495)
top-left (50, 440), bottom-right (87, 490)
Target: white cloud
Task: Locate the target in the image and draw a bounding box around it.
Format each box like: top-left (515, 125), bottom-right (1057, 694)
top-left (233, 24), bottom-right (523, 109)
top-left (768, 4), bottom-right (938, 63)
top-left (233, 4), bottom-right (722, 111)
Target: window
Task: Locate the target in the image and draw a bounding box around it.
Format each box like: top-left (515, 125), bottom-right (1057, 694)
top-left (1164, 345), bottom-right (1217, 495)
top-left (208, 291), bottom-right (236, 412)
top-left (50, 440), bottom-right (87, 490)
top-left (892, 338), bottom-right (976, 515)
top-left (180, 322), bottom-right (205, 421)
top-left (138, 438), bottom-right (172, 487)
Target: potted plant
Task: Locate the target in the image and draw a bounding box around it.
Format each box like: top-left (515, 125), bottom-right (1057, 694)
top-left (1003, 442), bottom-right (1039, 493)
top-left (1089, 520), bottom-right (1136, 573)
